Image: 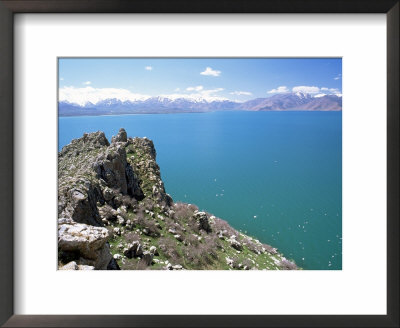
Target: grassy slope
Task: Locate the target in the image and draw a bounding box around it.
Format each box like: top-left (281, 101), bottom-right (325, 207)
top-left (104, 139), bottom-right (298, 270)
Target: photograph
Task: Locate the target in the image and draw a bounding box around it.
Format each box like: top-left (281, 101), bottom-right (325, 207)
top-left (58, 58), bottom-right (342, 271)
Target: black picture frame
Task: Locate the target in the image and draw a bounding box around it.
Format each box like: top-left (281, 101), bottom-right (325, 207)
top-left (0, 1), bottom-right (398, 327)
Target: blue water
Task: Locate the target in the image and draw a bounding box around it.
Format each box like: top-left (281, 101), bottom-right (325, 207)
top-left (59, 111), bottom-right (342, 270)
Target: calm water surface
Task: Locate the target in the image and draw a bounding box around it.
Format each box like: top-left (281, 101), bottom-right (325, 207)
top-left (59, 111), bottom-right (342, 270)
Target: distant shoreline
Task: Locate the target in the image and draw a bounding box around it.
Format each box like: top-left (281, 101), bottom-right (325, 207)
top-left (59, 109), bottom-right (342, 118)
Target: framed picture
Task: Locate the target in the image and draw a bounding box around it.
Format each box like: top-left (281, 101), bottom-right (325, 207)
top-left (0, 0), bottom-right (398, 327)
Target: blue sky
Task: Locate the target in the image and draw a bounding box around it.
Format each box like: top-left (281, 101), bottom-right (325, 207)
top-left (59, 58), bottom-right (342, 105)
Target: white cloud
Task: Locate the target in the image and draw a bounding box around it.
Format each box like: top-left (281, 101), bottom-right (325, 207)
top-left (230, 91), bottom-right (252, 96)
top-left (145, 66), bottom-right (153, 71)
top-left (334, 74), bottom-right (341, 80)
top-left (60, 77), bottom-right (64, 81)
top-left (329, 88), bottom-right (341, 95)
top-left (83, 81), bottom-right (91, 85)
top-left (267, 86), bottom-right (290, 94)
top-left (186, 85), bottom-right (204, 92)
top-left (200, 67), bottom-right (221, 77)
top-left (292, 86), bottom-right (320, 94)
top-left (267, 85), bottom-right (341, 97)
top-left (59, 86), bottom-right (151, 106)
top-left (320, 87), bottom-right (341, 95)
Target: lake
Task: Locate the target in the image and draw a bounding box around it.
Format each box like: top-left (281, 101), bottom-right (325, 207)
top-left (59, 111), bottom-right (342, 270)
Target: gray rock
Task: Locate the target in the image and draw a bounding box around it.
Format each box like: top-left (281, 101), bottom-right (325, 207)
top-left (59, 261), bottom-right (78, 270)
top-left (193, 211), bottom-right (211, 232)
top-left (58, 222), bottom-right (112, 269)
top-left (174, 234), bottom-right (183, 242)
top-left (172, 265), bottom-right (183, 270)
top-left (111, 128), bottom-right (128, 143)
top-left (78, 265), bottom-right (95, 270)
top-left (123, 241), bottom-right (143, 259)
top-left (113, 254), bottom-right (123, 260)
top-left (149, 246), bottom-right (158, 255)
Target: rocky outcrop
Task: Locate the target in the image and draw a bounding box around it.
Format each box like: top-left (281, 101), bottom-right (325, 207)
top-left (126, 137), bottom-right (172, 207)
top-left (111, 128), bottom-right (127, 143)
top-left (58, 129), bottom-right (298, 271)
top-left (92, 142), bottom-right (143, 199)
top-left (58, 129), bottom-right (146, 269)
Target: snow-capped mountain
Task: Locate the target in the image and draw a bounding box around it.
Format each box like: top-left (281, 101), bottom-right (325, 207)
top-left (59, 93), bottom-right (342, 116)
top-left (239, 92), bottom-right (341, 111)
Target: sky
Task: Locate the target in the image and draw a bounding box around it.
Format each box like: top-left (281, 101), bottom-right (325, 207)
top-left (59, 58), bottom-right (342, 105)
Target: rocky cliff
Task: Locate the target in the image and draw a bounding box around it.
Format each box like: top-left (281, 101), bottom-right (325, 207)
top-left (58, 129), bottom-right (298, 270)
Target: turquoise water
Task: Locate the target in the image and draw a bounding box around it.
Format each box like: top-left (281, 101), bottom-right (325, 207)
top-left (59, 111), bottom-right (342, 270)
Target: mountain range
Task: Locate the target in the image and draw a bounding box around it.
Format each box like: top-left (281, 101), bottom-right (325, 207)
top-left (59, 92), bottom-right (342, 116)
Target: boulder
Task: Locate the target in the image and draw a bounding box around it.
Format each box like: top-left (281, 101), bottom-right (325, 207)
top-left (59, 183), bottom-right (104, 227)
top-left (113, 254), bottom-right (123, 260)
top-left (59, 261), bottom-right (78, 270)
top-left (149, 246), bottom-right (158, 255)
top-left (98, 204), bottom-right (118, 221)
top-left (78, 265), bottom-right (95, 270)
top-left (58, 222), bottom-right (112, 269)
top-left (174, 234), bottom-right (183, 242)
top-left (123, 241), bottom-right (143, 259)
top-left (172, 265), bottom-right (183, 270)
top-left (193, 211), bottom-right (211, 232)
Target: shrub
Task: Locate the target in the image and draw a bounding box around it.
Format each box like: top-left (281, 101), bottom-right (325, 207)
top-left (136, 260), bottom-right (150, 270)
top-left (124, 232), bottom-right (141, 244)
top-left (279, 259), bottom-right (298, 270)
top-left (187, 216), bottom-right (201, 233)
top-left (242, 258), bottom-right (253, 269)
top-left (121, 195), bottom-right (137, 209)
top-left (262, 244), bottom-right (277, 255)
top-left (202, 234), bottom-right (220, 259)
top-left (243, 238), bottom-right (262, 254)
top-left (187, 203), bottom-right (199, 212)
top-left (164, 217), bottom-right (184, 234)
top-left (182, 243), bottom-right (205, 268)
top-left (173, 202), bottom-right (196, 221)
top-left (158, 237), bottom-right (183, 265)
top-left (181, 234), bottom-right (221, 268)
top-left (213, 218), bottom-right (240, 239)
top-left (120, 258), bottom-right (148, 270)
top-left (231, 256), bottom-right (241, 269)
top-left (141, 198), bottom-right (154, 211)
top-left (183, 233), bottom-right (200, 247)
top-left (132, 210), bottom-right (160, 237)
